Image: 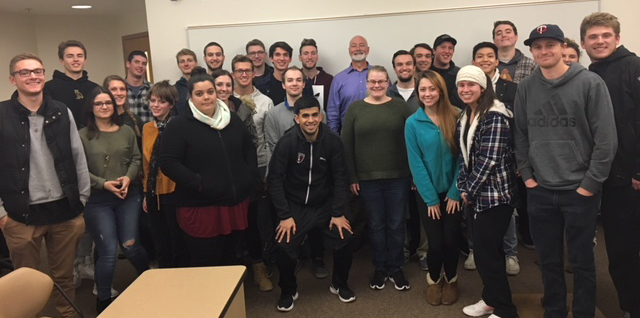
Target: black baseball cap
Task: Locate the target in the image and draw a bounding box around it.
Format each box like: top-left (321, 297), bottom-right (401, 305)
top-left (524, 24), bottom-right (565, 46)
top-left (433, 34), bottom-right (457, 48)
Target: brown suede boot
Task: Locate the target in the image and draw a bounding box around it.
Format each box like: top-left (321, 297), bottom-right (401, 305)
top-left (252, 262), bottom-right (273, 291)
top-left (426, 273), bottom-right (443, 306)
top-left (441, 275), bottom-right (458, 305)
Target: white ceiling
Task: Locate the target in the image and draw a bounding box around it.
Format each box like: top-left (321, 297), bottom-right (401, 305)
top-left (0, 0), bottom-right (144, 16)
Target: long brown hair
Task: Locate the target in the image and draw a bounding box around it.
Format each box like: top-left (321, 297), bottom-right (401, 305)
top-left (416, 71), bottom-right (460, 154)
top-left (103, 75), bottom-right (141, 137)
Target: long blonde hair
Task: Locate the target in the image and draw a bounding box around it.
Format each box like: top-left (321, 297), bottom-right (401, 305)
top-left (416, 71), bottom-right (460, 154)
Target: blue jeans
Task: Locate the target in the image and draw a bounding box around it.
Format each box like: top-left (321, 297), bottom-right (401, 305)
top-left (84, 187), bottom-right (149, 301)
top-left (503, 214), bottom-right (518, 256)
top-left (528, 186), bottom-right (599, 318)
top-left (359, 176), bottom-right (410, 274)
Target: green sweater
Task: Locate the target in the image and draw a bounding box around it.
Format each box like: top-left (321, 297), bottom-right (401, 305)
top-left (79, 125), bottom-right (141, 192)
top-left (341, 98), bottom-right (413, 183)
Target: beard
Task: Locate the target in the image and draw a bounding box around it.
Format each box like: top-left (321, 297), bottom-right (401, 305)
top-left (351, 52), bottom-right (367, 62)
top-left (398, 73), bottom-right (414, 83)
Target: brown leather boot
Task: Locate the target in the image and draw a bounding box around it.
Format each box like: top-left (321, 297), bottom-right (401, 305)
top-left (252, 262), bottom-right (273, 291)
top-left (426, 273), bottom-right (443, 306)
top-left (441, 275), bottom-right (458, 305)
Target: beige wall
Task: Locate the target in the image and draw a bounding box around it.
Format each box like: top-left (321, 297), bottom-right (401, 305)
top-left (0, 0), bottom-right (148, 99)
top-left (145, 0), bottom-right (640, 82)
top-left (0, 12), bottom-right (38, 97)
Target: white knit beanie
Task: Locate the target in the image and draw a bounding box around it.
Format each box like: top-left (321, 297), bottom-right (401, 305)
top-left (456, 65), bottom-right (487, 90)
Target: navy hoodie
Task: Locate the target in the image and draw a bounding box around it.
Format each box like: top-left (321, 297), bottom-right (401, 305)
top-left (44, 70), bottom-right (99, 129)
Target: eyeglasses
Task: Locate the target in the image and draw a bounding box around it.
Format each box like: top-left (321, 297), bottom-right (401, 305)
top-left (367, 79), bottom-right (388, 86)
top-left (93, 101), bottom-right (114, 108)
top-left (12, 68), bottom-right (45, 77)
top-left (247, 51), bottom-right (265, 57)
top-left (234, 69), bottom-right (253, 75)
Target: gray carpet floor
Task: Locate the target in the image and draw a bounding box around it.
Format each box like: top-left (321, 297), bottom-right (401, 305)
top-left (12, 222), bottom-right (620, 318)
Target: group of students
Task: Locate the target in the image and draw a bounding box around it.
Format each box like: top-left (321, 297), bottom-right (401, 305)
top-left (0, 10), bottom-right (639, 318)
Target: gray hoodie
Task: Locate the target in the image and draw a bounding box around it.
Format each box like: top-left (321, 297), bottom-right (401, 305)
top-left (514, 63), bottom-right (617, 193)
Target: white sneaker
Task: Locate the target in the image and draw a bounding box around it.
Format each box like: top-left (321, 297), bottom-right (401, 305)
top-left (463, 299), bottom-right (494, 317)
top-left (464, 251), bottom-right (476, 270)
top-left (93, 284), bottom-right (120, 298)
top-left (488, 315), bottom-right (504, 318)
top-left (506, 255), bottom-right (520, 276)
top-left (77, 263), bottom-right (94, 280)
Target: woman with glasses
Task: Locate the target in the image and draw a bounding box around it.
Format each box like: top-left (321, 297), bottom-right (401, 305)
top-left (79, 87), bottom-right (148, 313)
top-left (341, 65), bottom-right (414, 291)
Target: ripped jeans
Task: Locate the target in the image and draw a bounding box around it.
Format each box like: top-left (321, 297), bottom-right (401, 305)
top-left (84, 186), bottom-right (149, 301)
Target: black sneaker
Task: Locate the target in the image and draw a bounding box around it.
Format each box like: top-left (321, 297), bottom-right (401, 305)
top-left (313, 259), bottom-right (329, 279)
top-left (329, 284), bottom-right (356, 303)
top-left (369, 270), bottom-right (387, 290)
top-left (276, 292), bottom-right (299, 312)
top-left (389, 270), bottom-right (410, 291)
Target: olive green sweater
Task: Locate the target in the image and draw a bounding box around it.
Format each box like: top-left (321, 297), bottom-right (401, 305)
top-left (341, 98), bottom-right (413, 183)
top-left (79, 125), bottom-right (141, 192)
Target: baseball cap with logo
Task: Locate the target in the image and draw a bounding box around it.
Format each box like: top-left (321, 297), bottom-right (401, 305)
top-left (433, 34), bottom-right (458, 48)
top-left (524, 24), bottom-right (565, 46)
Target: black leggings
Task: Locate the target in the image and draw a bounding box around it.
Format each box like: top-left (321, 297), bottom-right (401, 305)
top-left (416, 193), bottom-right (461, 281)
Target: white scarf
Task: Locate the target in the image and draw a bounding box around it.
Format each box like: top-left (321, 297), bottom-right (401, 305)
top-left (491, 69), bottom-right (500, 91)
top-left (188, 98), bottom-right (231, 130)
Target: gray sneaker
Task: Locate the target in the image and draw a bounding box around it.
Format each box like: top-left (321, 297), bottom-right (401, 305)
top-left (418, 255), bottom-right (429, 271)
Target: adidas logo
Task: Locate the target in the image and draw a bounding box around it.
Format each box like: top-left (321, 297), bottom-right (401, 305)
top-left (528, 94), bottom-right (576, 128)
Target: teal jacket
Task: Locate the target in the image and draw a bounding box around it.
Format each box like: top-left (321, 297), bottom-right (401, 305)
top-left (405, 108), bottom-right (461, 206)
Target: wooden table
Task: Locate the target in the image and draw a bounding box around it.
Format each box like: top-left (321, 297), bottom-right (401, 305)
top-left (98, 266), bottom-right (246, 318)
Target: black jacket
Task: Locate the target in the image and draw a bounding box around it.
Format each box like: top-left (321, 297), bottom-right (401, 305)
top-left (590, 46), bottom-right (640, 186)
top-left (268, 122), bottom-right (349, 219)
top-left (0, 93), bottom-right (83, 224)
top-left (159, 110), bottom-right (258, 207)
top-left (174, 77), bottom-right (190, 116)
top-left (44, 70), bottom-right (99, 129)
top-left (431, 61), bottom-right (463, 108)
top-left (495, 77), bottom-right (517, 111)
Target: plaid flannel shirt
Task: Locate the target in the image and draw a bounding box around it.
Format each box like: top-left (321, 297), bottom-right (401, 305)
top-left (127, 80), bottom-right (153, 123)
top-left (513, 53), bottom-right (537, 84)
top-left (457, 110), bottom-right (517, 212)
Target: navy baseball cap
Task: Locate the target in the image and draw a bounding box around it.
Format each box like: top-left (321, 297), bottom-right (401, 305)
top-left (433, 34), bottom-right (457, 48)
top-left (524, 24), bottom-right (565, 46)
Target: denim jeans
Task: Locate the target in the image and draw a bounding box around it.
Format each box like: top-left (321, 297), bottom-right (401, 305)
top-left (528, 186), bottom-right (600, 318)
top-left (84, 187), bottom-right (149, 301)
top-left (503, 214), bottom-right (518, 256)
top-left (359, 176), bottom-right (410, 274)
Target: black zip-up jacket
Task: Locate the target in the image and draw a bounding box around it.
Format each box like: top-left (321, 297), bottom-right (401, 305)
top-left (0, 93), bottom-right (83, 224)
top-left (44, 70), bottom-right (99, 129)
top-left (159, 111), bottom-right (258, 207)
top-left (589, 46), bottom-right (640, 186)
top-left (268, 122), bottom-right (349, 220)
top-left (431, 61), bottom-right (463, 108)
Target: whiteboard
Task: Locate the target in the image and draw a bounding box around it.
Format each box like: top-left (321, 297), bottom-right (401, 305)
top-left (187, 0), bottom-right (599, 81)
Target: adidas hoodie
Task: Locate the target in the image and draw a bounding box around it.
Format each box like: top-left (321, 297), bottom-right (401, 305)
top-left (513, 63), bottom-right (617, 194)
